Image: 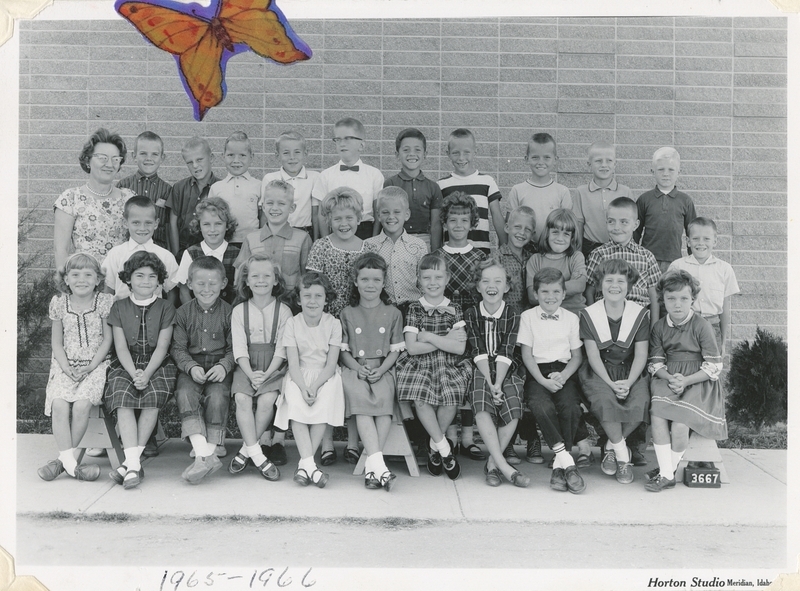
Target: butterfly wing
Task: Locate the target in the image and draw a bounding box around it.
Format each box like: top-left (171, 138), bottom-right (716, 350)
top-left (217, 0), bottom-right (311, 64)
top-left (116, 1), bottom-right (225, 120)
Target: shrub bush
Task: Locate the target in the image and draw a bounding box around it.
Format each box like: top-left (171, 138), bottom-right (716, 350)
top-left (725, 327), bottom-right (787, 428)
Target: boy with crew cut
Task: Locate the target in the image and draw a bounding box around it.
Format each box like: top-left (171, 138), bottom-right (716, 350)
top-left (573, 142), bottom-right (633, 258)
top-left (634, 147), bottom-right (697, 273)
top-left (167, 137), bottom-right (219, 259)
top-left (170, 256), bottom-right (235, 483)
top-left (384, 127), bottom-right (443, 251)
top-left (506, 132), bottom-right (571, 244)
top-left (438, 128), bottom-right (506, 254)
top-left (312, 117), bottom-right (384, 239)
top-left (101, 195), bottom-right (179, 303)
top-left (261, 131), bottom-right (319, 238)
top-left (118, 131), bottom-right (173, 251)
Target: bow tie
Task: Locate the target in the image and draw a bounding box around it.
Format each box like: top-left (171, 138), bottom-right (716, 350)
top-left (484, 316), bottom-right (497, 324)
top-left (426, 305), bottom-right (455, 316)
top-left (340, 164), bottom-right (359, 172)
top-left (540, 313), bottom-right (559, 321)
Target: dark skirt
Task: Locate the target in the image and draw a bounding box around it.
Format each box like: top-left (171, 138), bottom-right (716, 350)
top-left (579, 359), bottom-right (650, 425)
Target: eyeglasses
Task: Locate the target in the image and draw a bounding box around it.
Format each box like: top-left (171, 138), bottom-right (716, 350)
top-left (332, 136), bottom-right (363, 144)
top-left (92, 153), bottom-right (123, 165)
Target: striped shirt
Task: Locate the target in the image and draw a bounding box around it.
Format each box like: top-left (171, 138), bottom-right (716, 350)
top-left (438, 171), bottom-right (502, 255)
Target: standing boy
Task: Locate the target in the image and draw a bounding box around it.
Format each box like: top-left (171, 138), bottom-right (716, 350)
top-left (668, 217), bottom-right (739, 357)
top-left (234, 179), bottom-right (311, 293)
top-left (170, 256), bottom-right (236, 483)
top-left (261, 131), bottom-right (319, 238)
top-left (506, 132), bottom-right (572, 244)
top-left (312, 117), bottom-right (383, 239)
top-left (573, 142), bottom-right (633, 258)
top-left (634, 147), bottom-right (697, 273)
top-left (167, 137), bottom-right (219, 259)
top-left (438, 128), bottom-right (505, 254)
top-left (498, 205), bottom-right (537, 310)
top-left (118, 131), bottom-right (173, 251)
top-left (384, 128), bottom-right (444, 251)
top-left (365, 186), bottom-right (428, 309)
top-left (101, 196), bottom-right (179, 303)
top-left (210, 131), bottom-right (263, 245)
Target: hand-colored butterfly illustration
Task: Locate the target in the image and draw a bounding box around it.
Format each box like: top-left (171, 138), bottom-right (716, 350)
top-left (115, 0), bottom-right (311, 120)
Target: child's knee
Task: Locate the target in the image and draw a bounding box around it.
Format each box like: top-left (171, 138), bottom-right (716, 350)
top-left (234, 392), bottom-right (251, 407)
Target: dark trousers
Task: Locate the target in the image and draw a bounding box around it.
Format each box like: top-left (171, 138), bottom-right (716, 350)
top-left (525, 362), bottom-right (586, 450)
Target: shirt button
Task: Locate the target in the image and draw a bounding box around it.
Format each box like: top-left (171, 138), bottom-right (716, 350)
top-left (379, 327), bottom-right (385, 333)
top-left (355, 327), bottom-right (362, 334)
top-left (376, 349), bottom-right (382, 356)
top-left (358, 350), bottom-right (365, 357)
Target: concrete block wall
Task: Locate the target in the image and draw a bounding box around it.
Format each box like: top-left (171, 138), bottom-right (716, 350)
top-left (18, 16), bottom-right (787, 388)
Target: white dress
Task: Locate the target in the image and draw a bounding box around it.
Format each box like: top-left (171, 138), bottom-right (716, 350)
top-left (274, 312), bottom-right (345, 428)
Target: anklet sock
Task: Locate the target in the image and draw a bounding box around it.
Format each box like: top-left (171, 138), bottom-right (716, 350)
top-left (433, 436), bottom-right (452, 457)
top-left (299, 457), bottom-right (321, 482)
top-left (366, 452), bottom-right (387, 476)
top-left (552, 442), bottom-right (574, 469)
top-left (188, 434), bottom-right (210, 458)
top-left (671, 449), bottom-right (686, 471)
top-left (247, 443), bottom-right (267, 466)
top-left (124, 447), bottom-right (141, 472)
top-left (654, 443), bottom-right (674, 479)
top-left (577, 438), bottom-right (591, 456)
top-left (610, 438), bottom-right (630, 463)
top-left (59, 449), bottom-right (77, 476)
top-left (238, 443), bottom-right (250, 458)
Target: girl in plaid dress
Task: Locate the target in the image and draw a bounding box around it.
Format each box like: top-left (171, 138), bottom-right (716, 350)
top-left (465, 258), bottom-right (530, 488)
top-left (435, 192), bottom-right (486, 463)
top-left (396, 253), bottom-right (472, 479)
top-left (104, 251), bottom-right (177, 489)
top-left (37, 253), bottom-right (114, 483)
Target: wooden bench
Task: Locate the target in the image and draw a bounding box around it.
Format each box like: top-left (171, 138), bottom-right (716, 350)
top-left (75, 405), bottom-right (125, 469)
top-left (353, 415), bottom-right (420, 478)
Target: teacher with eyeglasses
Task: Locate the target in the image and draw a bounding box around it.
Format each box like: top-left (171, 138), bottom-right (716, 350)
top-left (53, 128), bottom-right (137, 270)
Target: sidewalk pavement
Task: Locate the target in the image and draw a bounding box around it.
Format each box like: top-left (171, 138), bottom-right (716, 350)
top-left (16, 434), bottom-right (785, 528)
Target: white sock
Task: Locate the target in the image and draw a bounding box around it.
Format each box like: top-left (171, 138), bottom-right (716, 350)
top-left (238, 443), bottom-right (250, 458)
top-left (299, 457), bottom-right (321, 482)
top-left (188, 433), bottom-right (210, 458)
top-left (555, 450), bottom-right (575, 469)
top-left (610, 439), bottom-right (630, 463)
top-left (434, 437), bottom-right (452, 457)
top-left (247, 443), bottom-right (267, 466)
top-left (124, 447), bottom-right (141, 472)
top-left (671, 449), bottom-right (686, 471)
top-left (654, 443), bottom-right (674, 479)
top-left (366, 452), bottom-right (387, 476)
top-left (137, 445), bottom-right (145, 457)
top-left (59, 449), bottom-right (78, 477)
top-left (207, 441), bottom-right (218, 457)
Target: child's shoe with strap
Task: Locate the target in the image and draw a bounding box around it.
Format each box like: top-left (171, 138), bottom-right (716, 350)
top-left (441, 452), bottom-right (461, 480)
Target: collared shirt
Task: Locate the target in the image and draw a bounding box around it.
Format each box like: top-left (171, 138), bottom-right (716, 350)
top-left (517, 306), bottom-right (581, 364)
top-left (209, 172), bottom-right (262, 243)
top-left (175, 240), bottom-right (230, 286)
top-left (406, 296), bottom-right (466, 332)
top-left (233, 223), bottom-right (311, 290)
top-left (573, 178), bottom-right (633, 244)
top-left (498, 242), bottom-right (537, 309)
top-left (668, 254), bottom-right (740, 316)
top-left (506, 178), bottom-right (572, 242)
top-left (101, 238), bottom-right (180, 299)
top-left (465, 300), bottom-right (521, 369)
top-left (437, 243), bottom-right (487, 312)
top-left (384, 171), bottom-right (443, 235)
top-left (438, 171), bottom-right (502, 254)
top-left (364, 230), bottom-right (428, 304)
top-left (311, 159), bottom-right (384, 223)
top-left (117, 171), bottom-right (173, 249)
top-left (634, 186), bottom-right (697, 263)
top-left (166, 173), bottom-right (219, 252)
top-left (170, 298), bottom-right (235, 374)
top-left (585, 240), bottom-right (661, 308)
top-left (262, 166), bottom-right (320, 229)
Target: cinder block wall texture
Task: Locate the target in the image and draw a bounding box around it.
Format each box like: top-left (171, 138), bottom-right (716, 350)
top-left (18, 16), bottom-right (787, 389)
